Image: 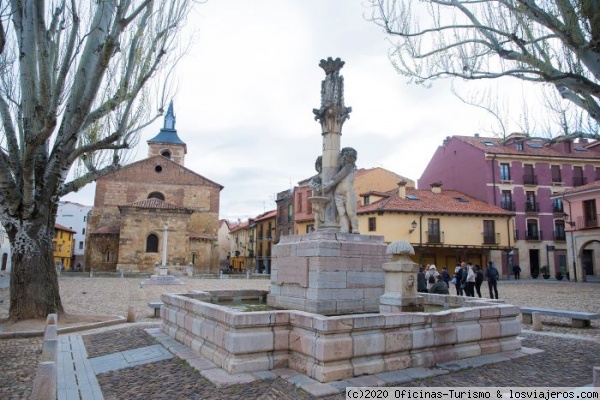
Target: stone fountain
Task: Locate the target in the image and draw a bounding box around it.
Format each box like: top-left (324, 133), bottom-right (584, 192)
top-left (159, 58), bottom-right (521, 384)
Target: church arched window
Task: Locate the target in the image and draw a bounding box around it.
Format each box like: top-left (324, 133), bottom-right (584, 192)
top-left (191, 252), bottom-right (198, 265)
top-left (148, 192), bottom-right (165, 201)
top-left (146, 234), bottom-right (159, 253)
top-left (104, 249), bottom-right (111, 262)
top-left (161, 150), bottom-right (171, 159)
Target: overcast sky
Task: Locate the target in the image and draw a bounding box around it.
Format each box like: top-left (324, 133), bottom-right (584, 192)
top-left (62, 0), bottom-right (522, 221)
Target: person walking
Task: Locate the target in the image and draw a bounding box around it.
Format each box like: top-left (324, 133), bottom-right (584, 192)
top-left (441, 267), bottom-right (450, 287)
top-left (512, 265), bottom-right (521, 280)
top-left (425, 265), bottom-right (439, 291)
top-left (459, 262), bottom-right (468, 296)
top-left (486, 261), bottom-right (499, 299)
top-left (474, 265), bottom-right (484, 298)
top-left (417, 267), bottom-right (428, 293)
top-left (454, 263), bottom-right (464, 295)
top-left (465, 262), bottom-right (476, 297)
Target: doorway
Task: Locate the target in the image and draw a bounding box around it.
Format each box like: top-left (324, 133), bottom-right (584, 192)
top-left (582, 250), bottom-right (594, 275)
top-left (529, 249), bottom-right (540, 276)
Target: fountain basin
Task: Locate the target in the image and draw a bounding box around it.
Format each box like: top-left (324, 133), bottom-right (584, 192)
top-left (161, 290), bottom-right (521, 383)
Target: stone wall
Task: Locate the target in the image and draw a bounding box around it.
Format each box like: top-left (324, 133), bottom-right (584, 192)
top-left (161, 291), bottom-right (521, 383)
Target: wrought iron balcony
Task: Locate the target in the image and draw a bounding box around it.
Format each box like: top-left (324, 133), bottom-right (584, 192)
top-left (501, 201), bottom-right (515, 211)
top-left (523, 174), bottom-right (538, 185)
top-left (525, 230), bottom-right (543, 241)
top-left (577, 215), bottom-right (599, 229)
top-left (525, 201), bottom-right (539, 212)
top-left (573, 176), bottom-right (587, 187)
top-left (483, 232), bottom-right (500, 245)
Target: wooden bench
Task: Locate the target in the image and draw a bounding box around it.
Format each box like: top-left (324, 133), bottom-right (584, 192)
top-left (520, 307), bottom-right (600, 328)
top-left (148, 301), bottom-right (163, 318)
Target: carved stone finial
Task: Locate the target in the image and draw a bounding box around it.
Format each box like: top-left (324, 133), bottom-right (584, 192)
top-left (318, 57), bottom-right (345, 75)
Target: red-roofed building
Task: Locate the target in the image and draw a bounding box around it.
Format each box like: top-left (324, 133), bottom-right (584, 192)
top-left (54, 224), bottom-right (77, 271)
top-left (551, 180), bottom-right (600, 281)
top-left (420, 133), bottom-right (600, 279)
top-left (358, 182), bottom-right (514, 273)
top-left (85, 103), bottom-right (223, 272)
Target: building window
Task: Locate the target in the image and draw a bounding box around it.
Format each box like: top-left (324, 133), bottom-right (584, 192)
top-left (148, 192), bottom-right (165, 201)
top-left (554, 220), bottom-right (566, 241)
top-left (483, 220), bottom-right (496, 244)
top-left (306, 225), bottom-right (314, 233)
top-left (287, 204), bottom-right (293, 223)
top-left (523, 164), bottom-right (537, 185)
top-left (552, 198), bottom-right (564, 213)
top-left (364, 196), bottom-right (370, 205)
top-left (500, 163), bottom-right (511, 181)
top-left (525, 191), bottom-right (538, 212)
top-left (583, 199), bottom-right (598, 228)
top-left (79, 241), bottom-right (84, 250)
top-left (368, 217), bottom-right (376, 232)
top-left (551, 165), bottom-right (562, 183)
top-left (82, 228), bottom-right (85, 235)
top-left (526, 219), bottom-right (540, 240)
top-left (146, 234), bottom-right (159, 253)
top-left (297, 193), bottom-right (303, 213)
top-left (596, 167), bottom-right (600, 181)
top-left (573, 166), bottom-right (586, 187)
top-left (191, 252), bottom-right (197, 265)
top-left (161, 150), bottom-right (171, 159)
top-left (427, 219), bottom-right (441, 243)
top-left (104, 250), bottom-right (111, 262)
top-left (501, 191), bottom-right (513, 211)
top-left (83, 215), bottom-right (87, 222)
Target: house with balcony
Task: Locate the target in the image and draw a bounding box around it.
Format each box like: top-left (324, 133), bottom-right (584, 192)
top-left (57, 201), bottom-right (92, 269)
top-left (54, 224), bottom-right (76, 271)
top-left (419, 133), bottom-right (600, 277)
top-left (551, 181), bottom-right (600, 281)
top-left (253, 210), bottom-right (277, 274)
top-left (228, 220), bottom-right (254, 272)
top-left (358, 181), bottom-right (514, 274)
top-left (291, 167), bottom-right (413, 235)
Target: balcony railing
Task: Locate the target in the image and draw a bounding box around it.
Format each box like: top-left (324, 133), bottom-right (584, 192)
top-left (552, 204), bottom-right (564, 214)
top-left (525, 202), bottom-right (540, 212)
top-left (525, 230), bottom-right (543, 241)
top-left (573, 176), bottom-right (587, 187)
top-left (523, 174), bottom-right (538, 185)
top-left (426, 231), bottom-right (444, 244)
top-left (577, 214), bottom-right (600, 229)
top-left (482, 232), bottom-right (500, 245)
top-left (501, 201), bottom-right (515, 211)
top-left (554, 231), bottom-right (566, 241)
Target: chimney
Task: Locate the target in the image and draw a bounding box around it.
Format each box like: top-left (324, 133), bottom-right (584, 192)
top-left (430, 181), bottom-right (443, 194)
top-left (397, 180), bottom-right (408, 199)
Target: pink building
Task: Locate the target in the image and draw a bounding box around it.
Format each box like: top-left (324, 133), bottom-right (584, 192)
top-left (420, 133), bottom-right (600, 279)
top-left (553, 181), bottom-right (600, 281)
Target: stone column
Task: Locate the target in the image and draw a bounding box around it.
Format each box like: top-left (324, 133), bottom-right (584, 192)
top-left (162, 225), bottom-right (168, 267)
top-left (379, 241), bottom-right (424, 313)
top-left (312, 57), bottom-right (352, 231)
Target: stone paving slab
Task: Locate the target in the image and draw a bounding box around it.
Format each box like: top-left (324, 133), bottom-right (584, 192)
top-left (90, 344), bottom-right (172, 374)
top-left (57, 335), bottom-right (104, 400)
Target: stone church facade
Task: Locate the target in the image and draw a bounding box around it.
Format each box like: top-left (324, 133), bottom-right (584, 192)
top-left (85, 102), bottom-right (223, 273)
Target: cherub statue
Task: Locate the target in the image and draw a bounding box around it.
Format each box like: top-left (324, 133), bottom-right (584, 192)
top-left (322, 147), bottom-right (359, 234)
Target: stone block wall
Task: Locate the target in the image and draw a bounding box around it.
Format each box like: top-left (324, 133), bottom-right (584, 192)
top-left (267, 232), bottom-right (389, 315)
top-left (162, 291), bottom-right (521, 383)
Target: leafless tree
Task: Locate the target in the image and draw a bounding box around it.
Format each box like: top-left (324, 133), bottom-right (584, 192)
top-left (0, 0), bottom-right (200, 320)
top-left (369, 0), bottom-right (600, 138)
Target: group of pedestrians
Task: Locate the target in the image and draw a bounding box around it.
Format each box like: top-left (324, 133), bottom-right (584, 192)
top-left (416, 261), bottom-right (500, 298)
top-left (452, 261), bottom-right (499, 299)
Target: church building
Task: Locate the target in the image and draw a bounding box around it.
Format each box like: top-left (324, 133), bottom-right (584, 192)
top-left (85, 102), bottom-right (223, 273)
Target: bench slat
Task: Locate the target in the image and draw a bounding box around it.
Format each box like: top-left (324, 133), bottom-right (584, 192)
top-left (520, 307), bottom-right (600, 319)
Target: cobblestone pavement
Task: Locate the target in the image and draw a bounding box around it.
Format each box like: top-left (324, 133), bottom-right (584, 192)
top-left (1, 277), bottom-right (599, 399)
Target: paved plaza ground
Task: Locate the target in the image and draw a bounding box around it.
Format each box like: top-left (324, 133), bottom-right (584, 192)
top-left (0, 275), bottom-right (599, 399)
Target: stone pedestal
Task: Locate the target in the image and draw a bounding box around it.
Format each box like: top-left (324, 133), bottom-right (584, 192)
top-left (267, 231), bottom-right (388, 315)
top-left (379, 241), bottom-right (424, 313)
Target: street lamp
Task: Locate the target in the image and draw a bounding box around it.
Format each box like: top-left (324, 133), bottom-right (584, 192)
top-left (409, 220), bottom-right (417, 233)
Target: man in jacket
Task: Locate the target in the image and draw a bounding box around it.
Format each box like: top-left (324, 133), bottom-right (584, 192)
top-left (486, 261), bottom-right (500, 299)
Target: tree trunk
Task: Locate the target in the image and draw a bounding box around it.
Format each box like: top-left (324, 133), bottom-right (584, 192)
top-left (9, 223), bottom-right (64, 320)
